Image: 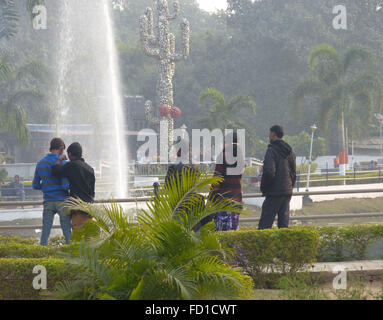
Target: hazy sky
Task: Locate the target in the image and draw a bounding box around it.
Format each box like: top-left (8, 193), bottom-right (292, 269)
top-left (197, 0), bottom-right (227, 12)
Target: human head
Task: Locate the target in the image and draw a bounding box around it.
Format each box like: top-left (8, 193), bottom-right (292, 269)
top-left (50, 138), bottom-right (66, 154)
top-left (14, 175), bottom-right (19, 183)
top-left (67, 142), bottom-right (82, 161)
top-left (269, 125), bottom-right (284, 143)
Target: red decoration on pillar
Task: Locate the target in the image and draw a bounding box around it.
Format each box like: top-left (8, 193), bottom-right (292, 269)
top-left (170, 106), bottom-right (182, 119)
top-left (159, 104), bottom-right (171, 116)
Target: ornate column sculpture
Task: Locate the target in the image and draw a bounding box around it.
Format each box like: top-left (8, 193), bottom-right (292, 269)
top-left (140, 0), bottom-right (190, 159)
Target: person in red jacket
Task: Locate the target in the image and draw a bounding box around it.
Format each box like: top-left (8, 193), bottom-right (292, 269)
top-left (210, 132), bottom-right (245, 231)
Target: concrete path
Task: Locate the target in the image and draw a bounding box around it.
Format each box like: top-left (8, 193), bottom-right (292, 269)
top-left (307, 260), bottom-right (383, 280)
top-left (311, 260), bottom-right (383, 273)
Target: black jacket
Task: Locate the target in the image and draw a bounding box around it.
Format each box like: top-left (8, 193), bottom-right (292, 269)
top-left (260, 139), bottom-right (296, 197)
top-left (52, 158), bottom-right (95, 203)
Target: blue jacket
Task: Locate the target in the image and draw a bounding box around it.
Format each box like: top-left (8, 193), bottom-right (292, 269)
top-left (32, 153), bottom-right (70, 202)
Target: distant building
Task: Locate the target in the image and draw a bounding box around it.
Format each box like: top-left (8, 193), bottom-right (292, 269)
top-left (0, 95), bottom-right (153, 164)
top-left (351, 136), bottom-right (383, 156)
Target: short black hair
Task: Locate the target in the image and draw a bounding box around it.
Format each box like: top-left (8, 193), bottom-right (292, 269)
top-left (67, 142), bottom-right (82, 158)
top-left (50, 138), bottom-right (65, 151)
top-left (270, 125), bottom-right (284, 139)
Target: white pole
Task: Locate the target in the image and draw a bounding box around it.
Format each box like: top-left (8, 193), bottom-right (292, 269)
top-left (380, 122), bottom-right (382, 156)
top-left (306, 129), bottom-right (315, 192)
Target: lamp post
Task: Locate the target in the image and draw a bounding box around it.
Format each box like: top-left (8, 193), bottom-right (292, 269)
top-left (306, 124), bottom-right (318, 192)
top-left (375, 114), bottom-right (383, 156)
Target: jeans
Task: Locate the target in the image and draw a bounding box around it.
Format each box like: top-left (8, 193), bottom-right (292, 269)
top-left (41, 200), bottom-right (72, 246)
top-left (258, 196), bottom-right (292, 230)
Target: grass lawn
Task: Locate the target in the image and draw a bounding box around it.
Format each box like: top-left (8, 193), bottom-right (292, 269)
top-left (247, 197), bottom-right (383, 216)
top-left (244, 197), bottom-right (383, 226)
top-left (296, 197), bottom-right (383, 216)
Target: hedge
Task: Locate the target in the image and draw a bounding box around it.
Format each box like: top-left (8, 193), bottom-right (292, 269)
top-left (1, 224), bottom-right (383, 297)
top-left (219, 224), bottom-right (383, 287)
top-left (219, 226), bottom-right (321, 288)
top-left (0, 243), bottom-right (62, 259)
top-left (0, 258), bottom-right (81, 300)
top-left (0, 236), bottom-right (38, 245)
top-left (317, 224), bottom-right (383, 261)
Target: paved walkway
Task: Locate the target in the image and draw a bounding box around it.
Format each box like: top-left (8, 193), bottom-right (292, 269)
top-left (311, 260), bottom-right (383, 272)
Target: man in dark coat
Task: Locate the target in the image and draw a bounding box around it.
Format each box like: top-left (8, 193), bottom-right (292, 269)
top-left (52, 142), bottom-right (95, 230)
top-left (258, 125), bottom-right (296, 229)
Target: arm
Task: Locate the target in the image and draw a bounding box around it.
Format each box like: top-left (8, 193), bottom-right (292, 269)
top-left (51, 164), bottom-right (65, 178)
top-left (32, 166), bottom-right (42, 190)
top-left (261, 148), bottom-right (276, 189)
top-left (52, 160), bottom-right (71, 178)
top-left (289, 153), bottom-right (297, 187)
top-left (90, 171), bottom-right (95, 197)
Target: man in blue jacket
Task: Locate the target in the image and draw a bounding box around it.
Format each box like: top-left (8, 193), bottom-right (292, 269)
top-left (33, 138), bottom-right (71, 245)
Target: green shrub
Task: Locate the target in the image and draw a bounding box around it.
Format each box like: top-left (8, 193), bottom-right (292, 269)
top-left (0, 258), bottom-right (80, 300)
top-left (0, 168), bottom-right (8, 183)
top-left (219, 226), bottom-right (320, 288)
top-left (296, 163), bottom-right (318, 174)
top-left (56, 170), bottom-right (253, 300)
top-left (317, 225), bottom-right (383, 261)
top-left (244, 166), bottom-right (259, 176)
top-left (277, 272), bottom-right (328, 300)
top-left (0, 236), bottom-right (38, 245)
top-left (0, 243), bottom-right (62, 258)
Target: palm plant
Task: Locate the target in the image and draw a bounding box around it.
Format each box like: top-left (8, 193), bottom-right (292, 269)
top-left (0, 0), bottom-right (19, 40)
top-left (0, 1), bottom-right (46, 145)
top-left (199, 87), bottom-right (256, 131)
top-left (56, 168), bottom-right (253, 300)
top-left (0, 59), bottom-right (45, 145)
top-left (291, 44), bottom-right (383, 170)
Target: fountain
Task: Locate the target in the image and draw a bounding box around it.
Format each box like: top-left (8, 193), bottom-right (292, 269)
top-left (54, 0), bottom-right (129, 198)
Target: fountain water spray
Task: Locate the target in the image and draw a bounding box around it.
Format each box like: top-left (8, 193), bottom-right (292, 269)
top-left (55, 0), bottom-right (129, 198)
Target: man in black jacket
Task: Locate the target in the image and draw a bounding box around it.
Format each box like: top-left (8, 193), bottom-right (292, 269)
top-left (52, 142), bottom-right (95, 230)
top-left (258, 125), bottom-right (296, 229)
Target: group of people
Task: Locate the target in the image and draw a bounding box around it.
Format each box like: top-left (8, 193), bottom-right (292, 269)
top-left (164, 125), bottom-right (297, 232)
top-left (32, 124), bottom-right (295, 245)
top-left (33, 138), bottom-right (95, 245)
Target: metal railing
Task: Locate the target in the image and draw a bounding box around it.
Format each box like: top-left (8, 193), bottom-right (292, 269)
top-left (2, 212), bottom-right (383, 231)
top-left (1, 187), bottom-right (383, 207)
top-left (1, 188), bottom-right (383, 231)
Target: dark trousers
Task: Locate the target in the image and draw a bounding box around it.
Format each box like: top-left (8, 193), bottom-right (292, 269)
top-left (258, 195), bottom-right (292, 230)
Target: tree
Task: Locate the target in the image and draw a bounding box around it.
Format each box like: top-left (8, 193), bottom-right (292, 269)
top-left (0, 1), bottom-right (46, 145)
top-left (56, 169), bottom-right (253, 300)
top-left (284, 131), bottom-right (326, 161)
top-left (291, 44), bottom-right (383, 173)
top-left (199, 87), bottom-right (256, 130)
top-left (198, 87), bottom-right (257, 156)
top-left (0, 60), bottom-right (45, 145)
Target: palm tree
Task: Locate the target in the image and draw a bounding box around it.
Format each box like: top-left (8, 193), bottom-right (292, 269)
top-left (0, 60), bottom-right (45, 145)
top-left (0, 0), bottom-right (19, 40)
top-left (56, 168), bottom-right (253, 300)
top-left (0, 1), bottom-right (45, 145)
top-left (291, 44), bottom-right (383, 174)
top-left (199, 87), bottom-right (256, 131)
